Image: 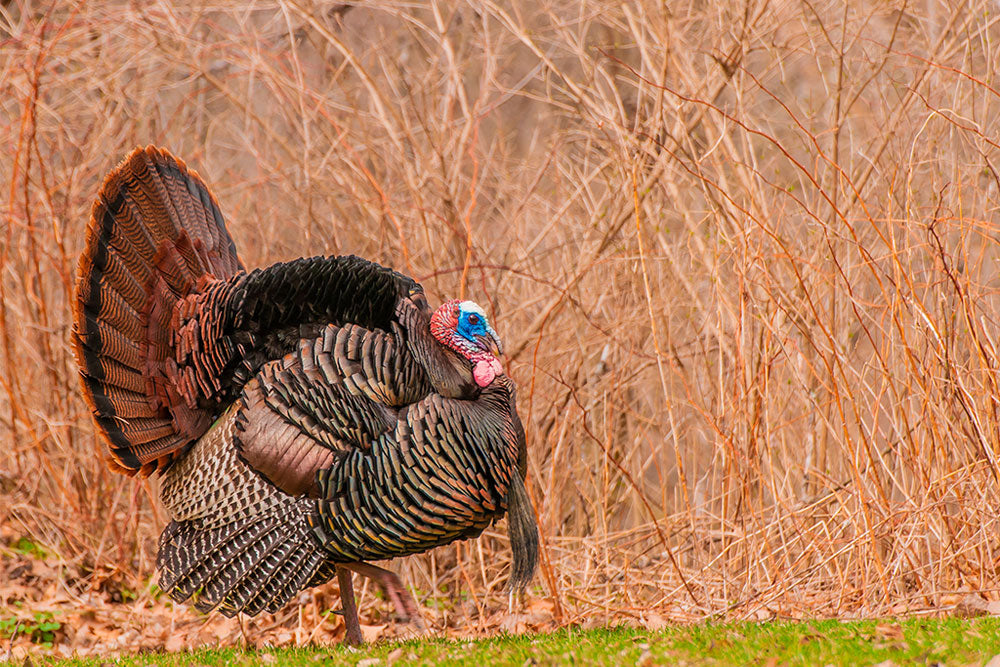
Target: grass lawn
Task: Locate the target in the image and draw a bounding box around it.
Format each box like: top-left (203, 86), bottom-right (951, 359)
top-left (26, 617), bottom-right (1000, 666)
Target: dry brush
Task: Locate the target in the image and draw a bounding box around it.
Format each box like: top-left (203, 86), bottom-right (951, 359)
top-left (2, 0), bottom-right (1000, 634)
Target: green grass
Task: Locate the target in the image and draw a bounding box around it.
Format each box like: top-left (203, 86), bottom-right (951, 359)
top-left (24, 617), bottom-right (1000, 666)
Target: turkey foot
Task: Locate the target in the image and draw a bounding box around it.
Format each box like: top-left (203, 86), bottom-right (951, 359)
top-left (342, 562), bottom-right (426, 630)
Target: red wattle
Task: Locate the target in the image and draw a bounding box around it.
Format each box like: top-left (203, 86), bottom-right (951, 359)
top-left (473, 360), bottom-right (497, 387)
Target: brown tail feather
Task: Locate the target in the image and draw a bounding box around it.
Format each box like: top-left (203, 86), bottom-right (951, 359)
top-left (73, 146), bottom-right (243, 475)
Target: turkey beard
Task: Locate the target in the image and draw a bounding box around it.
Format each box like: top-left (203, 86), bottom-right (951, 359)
top-left (506, 473), bottom-right (539, 594)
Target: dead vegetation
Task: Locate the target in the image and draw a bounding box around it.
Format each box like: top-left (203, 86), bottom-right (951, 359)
top-left (4, 0), bottom-right (1000, 657)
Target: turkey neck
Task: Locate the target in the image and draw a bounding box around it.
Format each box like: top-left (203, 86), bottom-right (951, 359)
top-left (310, 377), bottom-right (522, 562)
top-left (394, 298), bottom-right (480, 399)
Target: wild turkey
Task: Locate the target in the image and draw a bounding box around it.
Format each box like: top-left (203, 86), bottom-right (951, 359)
top-left (72, 146), bottom-right (538, 644)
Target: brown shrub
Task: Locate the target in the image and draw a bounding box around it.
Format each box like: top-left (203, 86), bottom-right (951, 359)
top-left (2, 0), bottom-right (1000, 625)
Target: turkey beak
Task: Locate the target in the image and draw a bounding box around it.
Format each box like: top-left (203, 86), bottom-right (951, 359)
top-left (480, 329), bottom-right (503, 358)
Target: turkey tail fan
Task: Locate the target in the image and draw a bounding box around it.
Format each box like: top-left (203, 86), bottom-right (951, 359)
top-left (506, 473), bottom-right (538, 594)
top-left (72, 145), bottom-right (243, 476)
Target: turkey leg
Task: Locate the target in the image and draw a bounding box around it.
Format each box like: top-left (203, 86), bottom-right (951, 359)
top-left (336, 566), bottom-right (363, 646)
top-left (342, 562), bottom-right (426, 629)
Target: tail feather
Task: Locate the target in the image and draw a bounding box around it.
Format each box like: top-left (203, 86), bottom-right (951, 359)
top-left (114, 417), bottom-right (176, 445)
top-left (73, 145), bottom-right (243, 475)
top-left (83, 365), bottom-right (146, 403)
top-left (85, 385), bottom-right (149, 419)
top-left (81, 314), bottom-right (144, 370)
top-left (77, 241), bottom-right (148, 312)
top-left (79, 285), bottom-right (143, 342)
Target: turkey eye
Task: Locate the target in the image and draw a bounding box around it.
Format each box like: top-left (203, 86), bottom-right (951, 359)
top-left (468, 314), bottom-right (479, 325)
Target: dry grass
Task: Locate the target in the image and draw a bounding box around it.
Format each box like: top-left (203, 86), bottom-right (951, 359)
top-left (4, 0), bottom-right (1000, 650)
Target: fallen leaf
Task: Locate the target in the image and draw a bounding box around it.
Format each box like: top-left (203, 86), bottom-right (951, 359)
top-left (360, 623), bottom-right (387, 643)
top-left (499, 614), bottom-right (532, 635)
top-left (874, 623), bottom-right (903, 640)
top-left (644, 612), bottom-right (669, 631)
top-left (953, 593), bottom-right (989, 618)
top-left (164, 634), bottom-right (185, 653)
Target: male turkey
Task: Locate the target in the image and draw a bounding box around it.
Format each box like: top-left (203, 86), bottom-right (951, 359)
top-left (72, 146), bottom-right (537, 644)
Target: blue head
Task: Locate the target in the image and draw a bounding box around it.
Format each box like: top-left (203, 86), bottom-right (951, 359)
top-left (430, 299), bottom-right (504, 387)
top-left (456, 301), bottom-right (501, 352)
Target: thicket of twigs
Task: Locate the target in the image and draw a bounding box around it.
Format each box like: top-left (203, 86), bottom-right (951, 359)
top-left (4, 0), bottom-right (1000, 650)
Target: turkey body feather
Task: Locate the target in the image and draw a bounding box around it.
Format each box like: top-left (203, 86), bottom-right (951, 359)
top-left (72, 146), bottom-right (537, 642)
